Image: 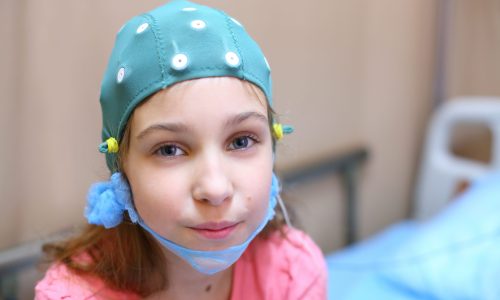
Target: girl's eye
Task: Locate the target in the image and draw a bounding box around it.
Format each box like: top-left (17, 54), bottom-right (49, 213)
top-left (228, 135), bottom-right (257, 150)
top-left (156, 144), bottom-right (186, 157)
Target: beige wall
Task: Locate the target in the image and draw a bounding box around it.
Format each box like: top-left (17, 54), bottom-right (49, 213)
top-left (1, 0), bottom-right (439, 251)
top-left (357, 1), bottom-right (437, 239)
top-left (447, 0), bottom-right (500, 98)
top-left (0, 0), bottom-right (20, 249)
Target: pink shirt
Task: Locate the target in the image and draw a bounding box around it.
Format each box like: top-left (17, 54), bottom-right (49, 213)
top-left (35, 228), bottom-right (327, 299)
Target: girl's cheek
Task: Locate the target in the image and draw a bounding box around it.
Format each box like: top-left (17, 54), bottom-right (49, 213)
top-left (248, 174), bottom-right (273, 216)
top-left (132, 174), bottom-right (183, 213)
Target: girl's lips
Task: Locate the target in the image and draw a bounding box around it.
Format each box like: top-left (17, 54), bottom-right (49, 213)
top-left (189, 221), bottom-right (240, 240)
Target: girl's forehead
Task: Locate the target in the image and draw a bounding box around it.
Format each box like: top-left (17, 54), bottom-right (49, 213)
top-left (142, 77), bottom-right (266, 113)
top-left (130, 77), bottom-right (268, 128)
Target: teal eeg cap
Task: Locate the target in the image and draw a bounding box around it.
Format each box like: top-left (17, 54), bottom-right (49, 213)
top-left (99, 0), bottom-right (272, 171)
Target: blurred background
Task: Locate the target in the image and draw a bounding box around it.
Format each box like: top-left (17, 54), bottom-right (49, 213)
top-left (1, 0), bottom-right (500, 297)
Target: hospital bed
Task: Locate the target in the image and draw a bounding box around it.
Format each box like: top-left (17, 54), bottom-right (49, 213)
top-left (326, 97), bottom-right (500, 300)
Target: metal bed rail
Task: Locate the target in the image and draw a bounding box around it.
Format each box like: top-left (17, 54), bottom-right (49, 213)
top-left (279, 147), bottom-right (369, 245)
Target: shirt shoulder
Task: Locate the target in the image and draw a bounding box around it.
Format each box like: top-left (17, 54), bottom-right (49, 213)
top-left (35, 262), bottom-right (140, 300)
top-left (232, 227), bottom-right (327, 300)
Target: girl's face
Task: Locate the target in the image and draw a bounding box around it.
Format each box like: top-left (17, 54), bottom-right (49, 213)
top-left (123, 77), bottom-right (273, 251)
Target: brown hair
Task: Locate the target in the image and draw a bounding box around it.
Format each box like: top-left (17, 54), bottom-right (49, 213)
top-left (42, 80), bottom-right (287, 297)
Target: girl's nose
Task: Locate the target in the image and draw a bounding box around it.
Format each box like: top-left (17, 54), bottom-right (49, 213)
top-left (191, 153), bottom-right (233, 206)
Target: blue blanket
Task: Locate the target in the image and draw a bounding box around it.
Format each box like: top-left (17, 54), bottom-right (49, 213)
top-left (326, 172), bottom-right (500, 300)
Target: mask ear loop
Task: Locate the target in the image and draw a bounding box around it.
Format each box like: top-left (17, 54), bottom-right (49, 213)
top-left (277, 194), bottom-right (293, 228)
top-left (272, 123), bottom-right (294, 228)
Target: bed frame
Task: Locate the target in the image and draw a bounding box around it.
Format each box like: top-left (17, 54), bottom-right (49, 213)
top-left (413, 97), bottom-right (500, 219)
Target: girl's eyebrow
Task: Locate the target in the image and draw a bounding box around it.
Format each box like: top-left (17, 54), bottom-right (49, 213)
top-left (224, 111), bottom-right (268, 128)
top-left (137, 122), bottom-right (188, 140)
top-left (136, 111), bottom-right (268, 140)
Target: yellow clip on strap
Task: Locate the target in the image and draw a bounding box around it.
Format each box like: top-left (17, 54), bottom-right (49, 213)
top-left (99, 137), bottom-right (119, 153)
top-left (273, 123), bottom-right (284, 140)
top-left (273, 123), bottom-right (294, 140)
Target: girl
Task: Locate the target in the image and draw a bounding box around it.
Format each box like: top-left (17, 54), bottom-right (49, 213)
top-left (35, 1), bottom-right (327, 299)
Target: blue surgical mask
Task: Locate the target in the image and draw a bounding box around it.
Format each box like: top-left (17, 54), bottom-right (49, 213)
top-left (85, 172), bottom-right (280, 275)
top-left (126, 173), bottom-right (279, 275)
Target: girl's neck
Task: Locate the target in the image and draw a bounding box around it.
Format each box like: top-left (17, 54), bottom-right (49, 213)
top-left (146, 249), bottom-right (234, 300)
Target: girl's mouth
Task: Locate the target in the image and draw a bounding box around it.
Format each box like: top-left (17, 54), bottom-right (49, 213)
top-left (189, 221), bottom-right (240, 240)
